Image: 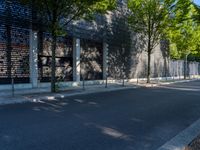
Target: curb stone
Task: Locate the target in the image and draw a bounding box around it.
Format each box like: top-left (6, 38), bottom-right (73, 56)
top-left (136, 79), bottom-right (199, 88)
top-left (157, 118), bottom-right (200, 150)
top-left (0, 86), bottom-right (138, 106)
top-left (0, 79), bottom-right (199, 106)
top-left (30, 86), bottom-right (138, 102)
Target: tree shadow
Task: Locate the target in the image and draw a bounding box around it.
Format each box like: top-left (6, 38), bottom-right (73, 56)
top-left (106, 8), bottom-right (146, 80)
top-left (2, 84), bottom-right (200, 149)
top-left (160, 40), bottom-right (170, 77)
top-left (80, 39), bottom-right (103, 80)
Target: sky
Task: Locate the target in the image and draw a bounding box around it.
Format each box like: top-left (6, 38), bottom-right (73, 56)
top-left (194, 0), bottom-right (200, 6)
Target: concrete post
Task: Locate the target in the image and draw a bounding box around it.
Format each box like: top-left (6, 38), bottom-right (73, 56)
top-left (73, 38), bottom-right (81, 82)
top-left (103, 42), bottom-right (108, 80)
top-left (29, 30), bottom-right (38, 88)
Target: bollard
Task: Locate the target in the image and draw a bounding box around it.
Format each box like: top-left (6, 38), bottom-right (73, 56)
top-left (105, 76), bottom-right (108, 88)
top-left (37, 79), bottom-right (40, 88)
top-left (137, 76), bottom-right (139, 84)
top-left (82, 78), bottom-right (85, 90)
top-left (122, 78), bottom-right (125, 87)
top-left (157, 76), bottom-right (159, 84)
top-left (11, 77), bottom-right (14, 97)
top-left (179, 63), bottom-right (181, 80)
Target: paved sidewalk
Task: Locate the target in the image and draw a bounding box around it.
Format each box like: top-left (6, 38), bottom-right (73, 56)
top-left (0, 78), bottom-right (199, 106)
top-left (0, 82), bottom-right (138, 105)
top-left (137, 78), bottom-right (200, 87)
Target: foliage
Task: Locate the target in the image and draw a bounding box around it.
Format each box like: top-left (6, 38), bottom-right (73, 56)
top-left (21, 0), bottom-right (116, 35)
top-left (128, 0), bottom-right (174, 83)
top-left (21, 0), bottom-right (116, 92)
top-left (192, 2), bottom-right (200, 23)
top-left (167, 1), bottom-right (200, 60)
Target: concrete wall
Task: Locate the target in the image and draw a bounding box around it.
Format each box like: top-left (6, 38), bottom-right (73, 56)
top-left (105, 1), bottom-right (170, 79)
top-left (104, 2), bottom-right (200, 80)
top-left (0, 0), bottom-right (200, 90)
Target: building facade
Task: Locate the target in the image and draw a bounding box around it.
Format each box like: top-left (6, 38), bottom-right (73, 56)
top-left (0, 0), bottom-right (199, 90)
top-left (0, 0), bottom-right (109, 89)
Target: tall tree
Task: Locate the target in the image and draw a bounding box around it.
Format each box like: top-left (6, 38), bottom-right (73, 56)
top-left (128, 0), bottom-right (174, 83)
top-left (21, 0), bottom-right (116, 92)
top-left (167, 0), bottom-right (200, 78)
top-left (192, 2), bottom-right (200, 23)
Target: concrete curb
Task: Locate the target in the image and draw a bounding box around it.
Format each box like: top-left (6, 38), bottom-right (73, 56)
top-left (30, 86), bottom-right (138, 102)
top-left (0, 79), bottom-right (199, 106)
top-left (136, 79), bottom-right (200, 88)
top-left (157, 118), bottom-right (200, 150)
top-left (159, 79), bottom-right (200, 85)
top-left (0, 86), bottom-right (138, 106)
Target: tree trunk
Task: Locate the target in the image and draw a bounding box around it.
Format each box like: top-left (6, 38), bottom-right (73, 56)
top-left (147, 33), bottom-right (151, 83)
top-left (147, 50), bottom-right (151, 83)
top-left (51, 32), bottom-right (57, 92)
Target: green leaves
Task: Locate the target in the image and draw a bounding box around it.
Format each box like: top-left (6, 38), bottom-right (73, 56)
top-left (128, 0), bottom-right (173, 51)
top-left (128, 0), bottom-right (175, 82)
top-left (21, 0), bottom-right (116, 35)
top-left (192, 2), bottom-right (200, 23)
top-left (167, 1), bottom-right (200, 59)
top-left (20, 0), bottom-right (117, 92)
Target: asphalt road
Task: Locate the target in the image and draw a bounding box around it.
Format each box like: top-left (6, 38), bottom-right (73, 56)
top-left (1, 80), bottom-right (200, 150)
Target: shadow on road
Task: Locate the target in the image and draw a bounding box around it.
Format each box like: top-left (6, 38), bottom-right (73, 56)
top-left (1, 81), bottom-right (200, 150)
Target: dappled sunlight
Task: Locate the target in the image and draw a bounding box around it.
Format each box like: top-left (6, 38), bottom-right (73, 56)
top-left (24, 93), bottom-right (66, 104)
top-left (82, 122), bottom-right (134, 142)
top-left (102, 127), bottom-right (128, 139)
top-left (31, 99), bottom-right (69, 112)
top-left (131, 118), bottom-right (144, 123)
top-left (88, 102), bottom-right (98, 105)
top-left (74, 99), bottom-right (84, 103)
top-left (32, 105), bottom-right (65, 113)
top-left (160, 145), bottom-right (185, 150)
top-left (73, 98), bottom-right (100, 107)
top-left (97, 126), bottom-right (133, 141)
top-left (30, 96), bottom-right (100, 113)
top-left (45, 96), bottom-right (57, 101)
top-left (32, 99), bottom-right (45, 103)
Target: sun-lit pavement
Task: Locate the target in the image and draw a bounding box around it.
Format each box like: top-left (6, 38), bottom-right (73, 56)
top-left (1, 80), bottom-right (200, 150)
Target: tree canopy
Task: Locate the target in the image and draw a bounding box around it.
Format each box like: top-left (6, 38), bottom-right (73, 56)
top-left (128, 0), bottom-right (175, 83)
top-left (21, 0), bottom-right (116, 35)
top-left (167, 0), bottom-right (200, 60)
top-left (21, 0), bottom-right (116, 92)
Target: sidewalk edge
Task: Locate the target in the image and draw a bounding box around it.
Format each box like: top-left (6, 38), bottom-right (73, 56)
top-left (157, 118), bottom-right (200, 150)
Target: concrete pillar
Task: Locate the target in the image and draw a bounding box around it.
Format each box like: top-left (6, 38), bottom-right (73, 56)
top-left (73, 38), bottom-right (81, 82)
top-left (29, 30), bottom-right (38, 88)
top-left (103, 42), bottom-right (108, 79)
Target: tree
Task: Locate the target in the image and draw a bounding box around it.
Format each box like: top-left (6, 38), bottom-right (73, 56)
top-left (128, 0), bottom-right (174, 83)
top-left (167, 1), bottom-right (200, 78)
top-left (192, 2), bottom-right (200, 23)
top-left (21, 0), bottom-right (116, 92)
